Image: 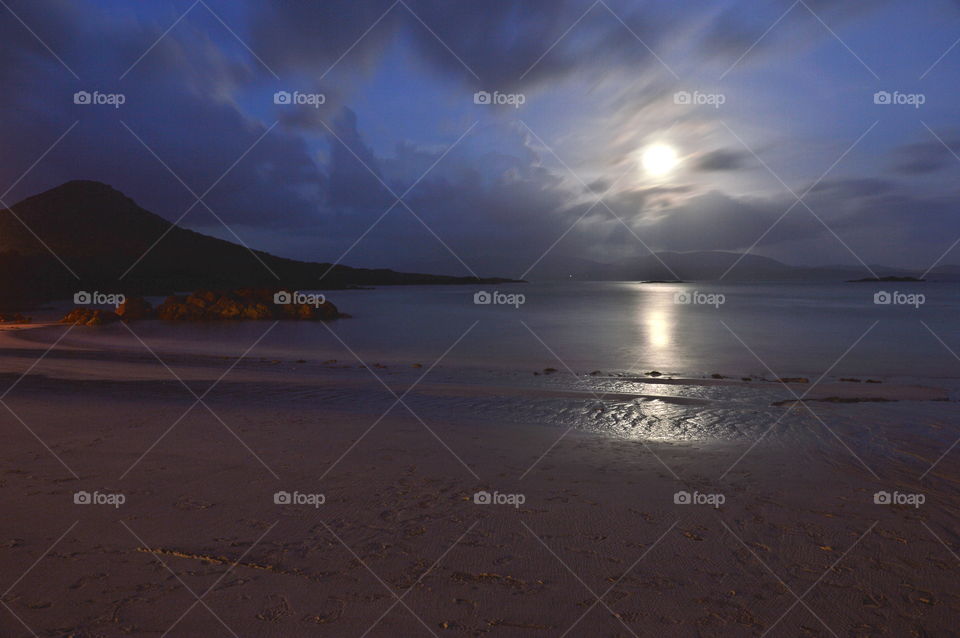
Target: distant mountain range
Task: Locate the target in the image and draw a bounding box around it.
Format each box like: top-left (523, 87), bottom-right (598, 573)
top-left (0, 181), bottom-right (517, 305)
top-left (499, 251), bottom-right (960, 283)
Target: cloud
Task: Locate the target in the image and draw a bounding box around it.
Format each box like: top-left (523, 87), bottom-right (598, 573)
top-left (324, 108), bottom-right (395, 210)
top-left (249, 0), bottom-right (686, 91)
top-left (693, 149), bottom-right (751, 172)
top-left (891, 139), bottom-right (959, 175)
top-left (0, 1), bottom-right (325, 236)
top-left (807, 177), bottom-right (895, 197)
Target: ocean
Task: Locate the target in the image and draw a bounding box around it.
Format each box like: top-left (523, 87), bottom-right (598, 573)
top-left (105, 280), bottom-right (957, 381)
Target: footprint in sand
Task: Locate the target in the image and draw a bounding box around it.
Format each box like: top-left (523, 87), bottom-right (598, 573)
top-left (256, 594), bottom-right (292, 622)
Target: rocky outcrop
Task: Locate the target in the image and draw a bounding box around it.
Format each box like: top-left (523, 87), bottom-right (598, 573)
top-left (156, 289), bottom-right (341, 321)
top-left (59, 308), bottom-right (119, 326)
top-left (0, 313), bottom-right (31, 323)
top-left (58, 289), bottom-right (341, 325)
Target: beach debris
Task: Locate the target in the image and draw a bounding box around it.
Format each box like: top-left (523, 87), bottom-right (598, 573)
top-left (839, 377), bottom-right (862, 382)
top-left (866, 379), bottom-right (882, 383)
top-left (646, 370), bottom-right (662, 377)
top-left (777, 377), bottom-right (809, 384)
top-left (542, 367), bottom-right (557, 374)
top-left (589, 370), bottom-right (602, 376)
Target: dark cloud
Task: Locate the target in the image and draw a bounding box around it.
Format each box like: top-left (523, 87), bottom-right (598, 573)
top-left (249, 0), bottom-right (400, 78)
top-left (697, 0), bottom-right (893, 74)
top-left (250, 0), bottom-right (689, 92)
top-left (807, 178), bottom-right (895, 197)
top-left (693, 149), bottom-right (750, 172)
top-left (891, 139), bottom-right (959, 175)
top-left (586, 178), bottom-right (610, 193)
top-left (324, 108), bottom-right (395, 210)
top-left (0, 0), bottom-right (323, 237)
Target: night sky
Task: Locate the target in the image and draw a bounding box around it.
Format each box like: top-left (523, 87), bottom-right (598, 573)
top-left (3, 0), bottom-right (959, 277)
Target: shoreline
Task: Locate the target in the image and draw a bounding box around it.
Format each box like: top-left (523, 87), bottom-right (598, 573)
top-left (1, 322), bottom-right (955, 396)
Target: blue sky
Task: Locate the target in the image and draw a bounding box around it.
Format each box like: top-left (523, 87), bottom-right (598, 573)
top-left (2, 0), bottom-right (960, 277)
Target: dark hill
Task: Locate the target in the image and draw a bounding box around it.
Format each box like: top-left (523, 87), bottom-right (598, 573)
top-left (0, 181), bottom-right (518, 305)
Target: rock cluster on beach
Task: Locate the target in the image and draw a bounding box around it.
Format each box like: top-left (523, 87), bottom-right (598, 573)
top-left (59, 308), bottom-right (119, 326)
top-left (157, 289), bottom-right (340, 321)
top-left (60, 289), bottom-right (342, 325)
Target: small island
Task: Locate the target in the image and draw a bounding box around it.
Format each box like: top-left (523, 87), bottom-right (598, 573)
top-left (846, 276), bottom-right (925, 283)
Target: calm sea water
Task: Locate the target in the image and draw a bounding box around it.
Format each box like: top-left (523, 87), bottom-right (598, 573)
top-left (30, 281), bottom-right (959, 442)
top-left (119, 281), bottom-right (959, 381)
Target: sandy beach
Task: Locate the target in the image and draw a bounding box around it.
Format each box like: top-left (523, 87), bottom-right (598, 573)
top-left (0, 322), bottom-right (957, 637)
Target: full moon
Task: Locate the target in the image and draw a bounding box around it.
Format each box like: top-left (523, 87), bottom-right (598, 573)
top-left (641, 144), bottom-right (679, 176)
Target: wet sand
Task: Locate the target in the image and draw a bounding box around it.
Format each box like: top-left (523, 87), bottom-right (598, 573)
top-left (0, 324), bottom-right (958, 636)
